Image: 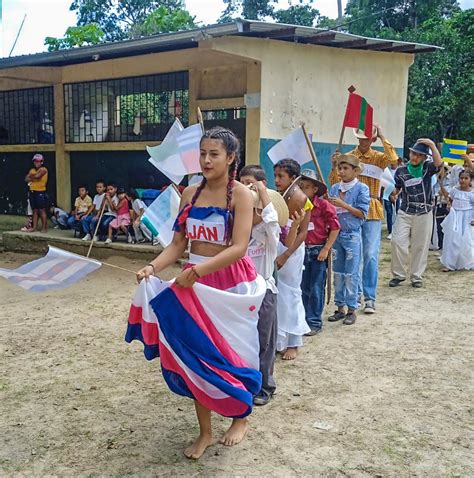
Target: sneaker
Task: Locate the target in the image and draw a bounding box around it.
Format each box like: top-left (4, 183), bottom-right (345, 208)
top-left (364, 300), bottom-right (376, 314)
top-left (82, 234), bottom-right (91, 241)
top-left (127, 235), bottom-right (134, 244)
top-left (105, 238), bottom-right (112, 244)
top-left (54, 225), bottom-right (59, 230)
top-left (253, 390), bottom-right (273, 406)
top-left (343, 311), bottom-right (357, 325)
top-left (389, 278), bottom-right (405, 287)
top-left (92, 235), bottom-right (99, 242)
top-left (328, 310), bottom-right (346, 322)
top-left (304, 328), bottom-right (322, 337)
top-left (387, 233), bottom-right (392, 240)
top-left (412, 281), bottom-right (423, 288)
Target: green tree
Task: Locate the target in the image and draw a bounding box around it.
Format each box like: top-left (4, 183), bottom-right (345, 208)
top-left (404, 10), bottom-right (473, 145)
top-left (44, 24), bottom-right (105, 51)
top-left (219, 0), bottom-right (276, 22)
top-left (130, 5), bottom-right (195, 37)
top-left (69, 0), bottom-right (184, 41)
top-left (344, 0), bottom-right (460, 36)
top-left (274, 3), bottom-right (320, 27)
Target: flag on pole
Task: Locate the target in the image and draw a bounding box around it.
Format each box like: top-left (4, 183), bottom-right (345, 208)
top-left (380, 167), bottom-right (396, 201)
top-left (147, 119), bottom-right (202, 184)
top-left (267, 127), bottom-right (313, 166)
top-left (0, 246), bottom-right (101, 292)
top-left (442, 138), bottom-right (467, 165)
top-left (343, 92), bottom-right (374, 140)
top-left (141, 185), bottom-right (181, 248)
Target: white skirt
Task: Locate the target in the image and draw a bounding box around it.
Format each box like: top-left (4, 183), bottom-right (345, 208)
top-left (276, 242), bottom-right (310, 351)
top-left (441, 208), bottom-right (474, 270)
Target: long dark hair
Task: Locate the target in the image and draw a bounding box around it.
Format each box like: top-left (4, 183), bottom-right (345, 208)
top-left (190, 126), bottom-right (240, 241)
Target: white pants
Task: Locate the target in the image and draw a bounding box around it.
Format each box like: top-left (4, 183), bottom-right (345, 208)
top-left (391, 210), bottom-right (433, 282)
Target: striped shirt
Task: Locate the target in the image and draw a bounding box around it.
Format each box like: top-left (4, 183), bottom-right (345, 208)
top-left (329, 140), bottom-right (398, 220)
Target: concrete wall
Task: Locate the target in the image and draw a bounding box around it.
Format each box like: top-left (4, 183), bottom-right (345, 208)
top-left (209, 36), bottom-right (412, 185)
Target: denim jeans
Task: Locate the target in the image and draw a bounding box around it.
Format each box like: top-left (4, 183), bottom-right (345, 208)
top-left (301, 245), bottom-right (327, 331)
top-left (82, 215), bottom-right (95, 235)
top-left (87, 215), bottom-right (114, 238)
top-left (67, 214), bottom-right (85, 232)
top-left (333, 231), bottom-right (362, 310)
top-left (51, 215), bottom-right (68, 229)
top-left (358, 219), bottom-right (381, 302)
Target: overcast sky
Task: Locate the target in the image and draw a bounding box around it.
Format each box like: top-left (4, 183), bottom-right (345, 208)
top-left (1, 0), bottom-right (473, 57)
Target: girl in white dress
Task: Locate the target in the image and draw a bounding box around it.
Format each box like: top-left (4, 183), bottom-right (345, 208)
top-left (441, 169), bottom-right (474, 271)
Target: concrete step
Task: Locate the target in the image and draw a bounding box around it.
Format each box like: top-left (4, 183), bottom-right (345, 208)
top-left (2, 230), bottom-right (164, 262)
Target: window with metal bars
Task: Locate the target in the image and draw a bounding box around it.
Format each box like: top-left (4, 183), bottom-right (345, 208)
top-left (0, 87), bottom-right (54, 145)
top-left (64, 71), bottom-right (189, 143)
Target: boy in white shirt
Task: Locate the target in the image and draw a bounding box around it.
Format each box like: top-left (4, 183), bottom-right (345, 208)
top-left (240, 165), bottom-right (288, 406)
top-left (128, 189), bottom-right (147, 243)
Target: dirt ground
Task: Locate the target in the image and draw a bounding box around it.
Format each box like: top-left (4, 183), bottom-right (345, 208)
top-left (1, 240), bottom-right (473, 477)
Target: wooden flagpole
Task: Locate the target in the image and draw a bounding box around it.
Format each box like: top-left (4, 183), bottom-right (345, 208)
top-left (337, 85), bottom-right (357, 152)
top-left (196, 106), bottom-right (205, 134)
top-left (301, 124), bottom-right (327, 187)
top-left (86, 199), bottom-right (107, 258)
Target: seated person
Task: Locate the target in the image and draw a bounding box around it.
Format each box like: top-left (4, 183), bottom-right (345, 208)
top-left (105, 187), bottom-right (131, 244)
top-left (49, 203), bottom-right (69, 229)
top-left (128, 189), bottom-right (147, 244)
top-left (67, 185), bottom-right (92, 235)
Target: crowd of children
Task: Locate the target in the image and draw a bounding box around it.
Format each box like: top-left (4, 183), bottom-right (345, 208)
top-left (46, 181), bottom-right (153, 245)
top-left (125, 126), bottom-right (474, 461)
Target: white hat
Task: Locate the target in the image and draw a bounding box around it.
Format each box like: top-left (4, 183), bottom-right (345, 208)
top-left (353, 126), bottom-right (377, 140)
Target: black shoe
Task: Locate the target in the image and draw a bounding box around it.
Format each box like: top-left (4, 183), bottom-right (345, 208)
top-left (412, 281), bottom-right (423, 288)
top-left (304, 328), bottom-right (322, 337)
top-left (253, 391), bottom-right (273, 406)
top-left (389, 278), bottom-right (405, 287)
top-left (343, 311), bottom-right (357, 325)
top-left (328, 311), bottom-right (346, 322)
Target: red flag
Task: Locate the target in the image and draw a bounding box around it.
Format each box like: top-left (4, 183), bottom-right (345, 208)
top-left (343, 92), bottom-right (374, 139)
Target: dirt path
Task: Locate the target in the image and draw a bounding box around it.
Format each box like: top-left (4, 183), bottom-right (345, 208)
top-left (1, 242), bottom-right (473, 477)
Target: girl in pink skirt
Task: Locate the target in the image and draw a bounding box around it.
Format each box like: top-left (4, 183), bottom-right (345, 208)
top-left (106, 188), bottom-right (130, 244)
top-left (132, 127), bottom-right (265, 460)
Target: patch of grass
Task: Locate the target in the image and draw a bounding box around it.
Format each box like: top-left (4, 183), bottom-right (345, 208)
top-left (0, 215), bottom-right (25, 234)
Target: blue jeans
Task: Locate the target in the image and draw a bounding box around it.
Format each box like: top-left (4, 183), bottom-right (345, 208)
top-left (333, 231), bottom-right (362, 310)
top-left (358, 220), bottom-right (381, 302)
top-left (301, 245), bottom-right (327, 331)
top-left (67, 214), bottom-right (85, 232)
top-left (87, 215), bottom-right (114, 238)
top-left (82, 215), bottom-right (95, 235)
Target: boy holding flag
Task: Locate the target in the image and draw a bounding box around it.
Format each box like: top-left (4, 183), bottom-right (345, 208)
top-left (331, 103), bottom-right (398, 313)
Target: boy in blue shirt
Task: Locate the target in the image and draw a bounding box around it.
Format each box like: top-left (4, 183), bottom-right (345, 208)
top-left (328, 154), bottom-right (370, 325)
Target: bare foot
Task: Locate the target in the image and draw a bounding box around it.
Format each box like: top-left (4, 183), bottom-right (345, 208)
top-left (183, 433), bottom-right (213, 460)
top-left (442, 268), bottom-right (451, 272)
top-left (282, 347), bottom-right (297, 360)
top-left (220, 419), bottom-right (248, 447)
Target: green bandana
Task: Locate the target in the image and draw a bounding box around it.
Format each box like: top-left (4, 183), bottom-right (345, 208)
top-left (407, 161), bottom-right (424, 178)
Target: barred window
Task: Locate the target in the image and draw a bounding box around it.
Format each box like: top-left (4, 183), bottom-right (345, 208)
top-left (64, 71), bottom-right (189, 143)
top-left (0, 87), bottom-right (54, 145)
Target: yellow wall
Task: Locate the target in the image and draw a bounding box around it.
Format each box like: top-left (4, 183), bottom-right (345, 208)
top-left (208, 36), bottom-right (414, 150)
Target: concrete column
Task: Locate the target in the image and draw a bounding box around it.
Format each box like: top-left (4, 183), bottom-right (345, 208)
top-left (53, 83), bottom-right (71, 211)
top-left (245, 61), bottom-right (261, 165)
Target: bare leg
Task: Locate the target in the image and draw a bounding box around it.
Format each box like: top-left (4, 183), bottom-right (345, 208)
top-left (184, 401), bottom-right (213, 460)
top-left (107, 225), bottom-right (113, 240)
top-left (282, 347), bottom-right (298, 361)
top-left (39, 209), bottom-right (47, 232)
top-left (30, 209), bottom-right (38, 232)
top-left (220, 418), bottom-right (248, 447)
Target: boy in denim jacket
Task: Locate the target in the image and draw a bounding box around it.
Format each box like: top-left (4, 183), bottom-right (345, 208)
top-left (327, 154), bottom-right (370, 325)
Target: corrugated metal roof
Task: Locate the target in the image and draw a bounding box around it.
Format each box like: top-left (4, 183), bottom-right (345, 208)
top-left (0, 19), bottom-right (440, 70)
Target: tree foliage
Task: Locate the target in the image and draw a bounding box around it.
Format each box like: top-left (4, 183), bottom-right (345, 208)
top-left (69, 0), bottom-right (185, 41)
top-left (45, 24), bottom-right (105, 51)
top-left (344, 0), bottom-right (460, 36)
top-left (130, 5), bottom-right (195, 37)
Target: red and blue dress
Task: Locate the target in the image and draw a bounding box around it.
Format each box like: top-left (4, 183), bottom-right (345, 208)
top-left (126, 205), bottom-right (266, 418)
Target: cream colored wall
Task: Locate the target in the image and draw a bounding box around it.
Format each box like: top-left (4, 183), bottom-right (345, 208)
top-left (208, 36), bottom-right (414, 150)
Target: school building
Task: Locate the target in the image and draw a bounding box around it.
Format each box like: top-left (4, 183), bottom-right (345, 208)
top-left (0, 20), bottom-right (438, 214)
